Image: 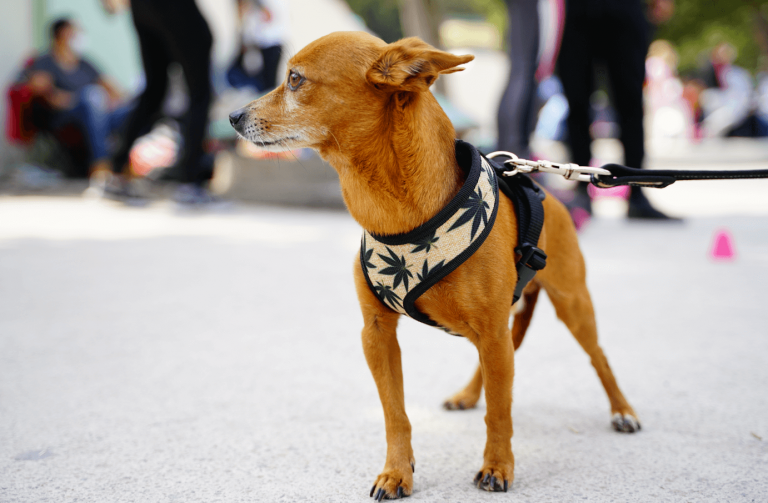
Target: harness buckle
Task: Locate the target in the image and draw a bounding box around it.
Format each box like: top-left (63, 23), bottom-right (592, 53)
top-left (516, 244), bottom-right (547, 271)
top-left (512, 244), bottom-right (547, 305)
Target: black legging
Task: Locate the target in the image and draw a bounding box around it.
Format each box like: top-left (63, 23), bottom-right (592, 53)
top-left (558, 0), bottom-right (649, 171)
top-left (496, 0), bottom-right (540, 158)
top-left (113, 0), bottom-right (212, 185)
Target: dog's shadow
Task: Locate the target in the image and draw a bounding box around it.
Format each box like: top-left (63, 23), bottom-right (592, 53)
top-left (406, 402), bottom-right (623, 495)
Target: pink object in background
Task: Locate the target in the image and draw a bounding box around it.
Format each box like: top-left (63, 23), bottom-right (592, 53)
top-left (570, 207), bottom-right (591, 232)
top-left (710, 229), bottom-right (736, 261)
top-left (587, 184), bottom-right (630, 199)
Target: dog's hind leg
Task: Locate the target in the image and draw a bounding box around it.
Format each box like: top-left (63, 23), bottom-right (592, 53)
top-left (443, 286), bottom-right (540, 411)
top-left (541, 278), bottom-right (640, 433)
top-left (536, 197), bottom-right (639, 432)
top-left (443, 365), bottom-right (483, 410)
top-left (511, 286), bottom-right (540, 350)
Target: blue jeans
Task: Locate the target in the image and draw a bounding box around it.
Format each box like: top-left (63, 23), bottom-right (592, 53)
top-left (52, 85), bottom-right (134, 163)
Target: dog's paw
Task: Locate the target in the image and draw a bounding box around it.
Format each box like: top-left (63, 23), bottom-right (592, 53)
top-left (443, 391), bottom-right (480, 411)
top-left (473, 464), bottom-right (513, 492)
top-left (611, 412), bottom-right (641, 433)
top-left (369, 465), bottom-right (413, 501)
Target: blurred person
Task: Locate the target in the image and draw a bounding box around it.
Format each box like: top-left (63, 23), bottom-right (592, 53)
top-left (557, 0), bottom-right (678, 220)
top-left (105, 0), bottom-right (216, 204)
top-left (699, 42), bottom-right (767, 138)
top-left (534, 75), bottom-right (569, 142)
top-left (645, 40), bottom-right (694, 141)
top-left (24, 18), bottom-right (132, 179)
top-left (496, 0), bottom-right (541, 159)
top-left (227, 0), bottom-right (288, 93)
top-left (497, 0), bottom-right (566, 159)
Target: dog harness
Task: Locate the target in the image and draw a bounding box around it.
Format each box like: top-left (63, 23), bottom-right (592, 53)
top-left (360, 140), bottom-right (548, 332)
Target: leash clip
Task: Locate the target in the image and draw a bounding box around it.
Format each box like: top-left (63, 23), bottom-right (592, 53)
top-left (487, 151), bottom-right (611, 183)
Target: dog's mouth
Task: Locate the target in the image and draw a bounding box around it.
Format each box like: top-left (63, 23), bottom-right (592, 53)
top-left (254, 137), bottom-right (298, 146)
top-left (242, 135), bottom-right (300, 150)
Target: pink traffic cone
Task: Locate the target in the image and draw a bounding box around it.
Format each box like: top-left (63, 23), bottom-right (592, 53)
top-left (710, 229), bottom-right (736, 261)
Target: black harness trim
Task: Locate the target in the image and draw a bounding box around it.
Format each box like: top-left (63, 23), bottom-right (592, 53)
top-left (485, 155), bottom-right (548, 304)
top-left (360, 140), bottom-right (547, 331)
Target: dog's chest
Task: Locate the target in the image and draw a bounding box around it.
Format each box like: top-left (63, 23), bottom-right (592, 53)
top-left (360, 149), bottom-right (499, 330)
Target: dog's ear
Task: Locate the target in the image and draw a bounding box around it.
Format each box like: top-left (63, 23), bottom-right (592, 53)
top-left (367, 37), bottom-right (474, 93)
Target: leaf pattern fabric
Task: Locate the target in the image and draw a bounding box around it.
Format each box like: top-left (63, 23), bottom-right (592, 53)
top-left (361, 157), bottom-right (498, 316)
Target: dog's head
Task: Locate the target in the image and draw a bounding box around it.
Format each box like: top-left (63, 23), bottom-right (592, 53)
top-left (229, 31), bottom-right (473, 156)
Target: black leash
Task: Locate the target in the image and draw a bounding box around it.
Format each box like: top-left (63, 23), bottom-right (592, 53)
top-left (486, 150), bottom-right (768, 189)
top-left (478, 150), bottom-right (768, 306)
top-left (591, 164), bottom-right (768, 189)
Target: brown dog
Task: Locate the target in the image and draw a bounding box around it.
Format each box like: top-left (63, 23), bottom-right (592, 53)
top-left (229, 31), bottom-right (639, 499)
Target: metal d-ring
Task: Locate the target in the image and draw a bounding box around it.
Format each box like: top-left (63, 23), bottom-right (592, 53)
top-left (487, 151), bottom-right (523, 177)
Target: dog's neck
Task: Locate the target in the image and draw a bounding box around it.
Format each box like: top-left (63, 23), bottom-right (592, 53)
top-left (322, 92), bottom-right (464, 236)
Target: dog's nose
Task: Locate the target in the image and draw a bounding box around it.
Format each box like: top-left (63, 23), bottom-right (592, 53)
top-left (229, 108), bottom-right (247, 129)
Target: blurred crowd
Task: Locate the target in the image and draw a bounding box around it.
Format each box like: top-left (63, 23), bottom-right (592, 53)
top-left (2, 0), bottom-right (764, 217)
top-left (4, 0), bottom-right (287, 205)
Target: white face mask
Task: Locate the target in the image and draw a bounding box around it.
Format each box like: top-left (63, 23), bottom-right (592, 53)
top-left (70, 32), bottom-right (88, 54)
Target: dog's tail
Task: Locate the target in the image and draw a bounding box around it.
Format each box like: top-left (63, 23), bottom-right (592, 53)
top-left (512, 287), bottom-right (540, 350)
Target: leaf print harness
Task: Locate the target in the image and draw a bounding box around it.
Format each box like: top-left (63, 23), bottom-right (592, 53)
top-left (360, 140), bottom-right (547, 332)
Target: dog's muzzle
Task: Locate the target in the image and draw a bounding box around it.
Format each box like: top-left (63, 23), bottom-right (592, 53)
top-left (229, 107), bottom-right (247, 135)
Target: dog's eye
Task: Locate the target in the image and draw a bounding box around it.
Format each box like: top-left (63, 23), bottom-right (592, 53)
top-left (287, 71), bottom-right (305, 91)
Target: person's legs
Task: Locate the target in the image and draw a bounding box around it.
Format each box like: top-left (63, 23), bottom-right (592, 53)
top-left (557, 6), bottom-right (594, 217)
top-left (496, 0), bottom-right (539, 158)
top-left (227, 62), bottom-right (260, 90)
top-left (257, 45), bottom-right (283, 92)
top-left (558, 13), bottom-right (593, 167)
top-left (159, 0), bottom-right (213, 186)
top-left (53, 85), bottom-right (112, 172)
top-left (111, 0), bottom-right (171, 175)
top-left (602, 4), bottom-right (678, 219)
top-left (106, 99), bottom-right (136, 136)
top-left (602, 9), bottom-right (647, 171)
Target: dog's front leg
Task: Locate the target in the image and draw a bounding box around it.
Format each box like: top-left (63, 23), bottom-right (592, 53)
top-left (474, 325), bottom-right (515, 492)
top-left (355, 267), bottom-right (414, 500)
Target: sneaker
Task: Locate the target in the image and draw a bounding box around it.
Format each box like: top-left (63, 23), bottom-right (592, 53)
top-left (84, 172), bottom-right (148, 206)
top-left (83, 171), bottom-right (111, 199)
top-left (564, 182), bottom-right (592, 231)
top-left (172, 183), bottom-right (231, 208)
top-left (627, 187), bottom-right (681, 221)
top-left (627, 202), bottom-right (681, 221)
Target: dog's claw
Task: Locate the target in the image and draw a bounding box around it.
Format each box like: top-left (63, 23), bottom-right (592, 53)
top-left (397, 486), bottom-right (404, 498)
top-left (476, 470), bottom-right (509, 492)
top-left (410, 461), bottom-right (415, 473)
top-left (611, 412), bottom-right (641, 433)
top-left (443, 399), bottom-right (468, 411)
top-left (370, 485), bottom-right (376, 498)
top-left (374, 488), bottom-right (384, 501)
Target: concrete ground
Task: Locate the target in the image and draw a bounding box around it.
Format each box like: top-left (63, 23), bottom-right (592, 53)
top-left (1, 175), bottom-right (767, 502)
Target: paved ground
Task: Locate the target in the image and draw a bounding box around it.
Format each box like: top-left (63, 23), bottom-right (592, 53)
top-left (1, 183), bottom-right (767, 502)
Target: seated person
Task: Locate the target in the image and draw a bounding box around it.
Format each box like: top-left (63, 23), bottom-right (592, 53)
top-left (24, 17), bottom-right (132, 178)
top-left (227, 0), bottom-right (286, 93)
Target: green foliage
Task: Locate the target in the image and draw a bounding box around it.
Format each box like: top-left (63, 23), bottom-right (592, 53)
top-left (436, 0), bottom-right (507, 42)
top-left (656, 0), bottom-right (768, 75)
top-left (345, 0), bottom-right (403, 42)
top-left (345, 0), bottom-right (507, 44)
